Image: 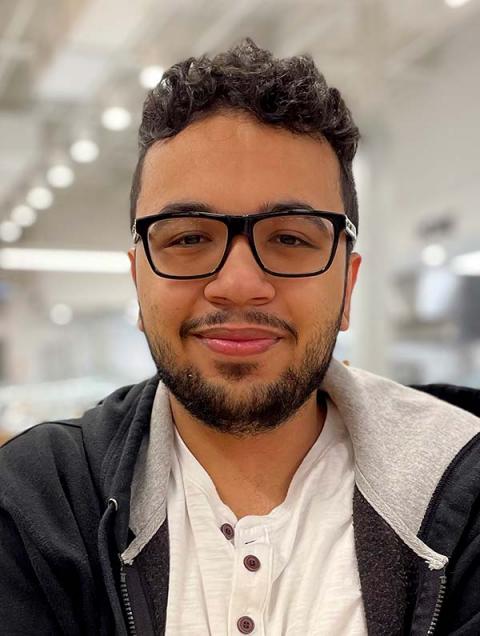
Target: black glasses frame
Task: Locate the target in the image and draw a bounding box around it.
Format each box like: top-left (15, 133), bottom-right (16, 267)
top-left (132, 208), bottom-right (357, 280)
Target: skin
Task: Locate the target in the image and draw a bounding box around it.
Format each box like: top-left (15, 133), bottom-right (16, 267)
top-left (129, 110), bottom-right (361, 518)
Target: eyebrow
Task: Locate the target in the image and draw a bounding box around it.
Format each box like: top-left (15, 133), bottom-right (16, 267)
top-left (152, 200), bottom-right (318, 216)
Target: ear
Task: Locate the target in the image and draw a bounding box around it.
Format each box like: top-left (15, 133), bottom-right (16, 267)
top-left (340, 251), bottom-right (361, 331)
top-left (128, 248), bottom-right (137, 285)
top-left (128, 248), bottom-right (144, 332)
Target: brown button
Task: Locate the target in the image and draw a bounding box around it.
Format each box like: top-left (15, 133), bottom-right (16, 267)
top-left (243, 554), bottom-right (261, 572)
top-left (237, 616), bottom-right (255, 634)
top-left (220, 523), bottom-right (235, 540)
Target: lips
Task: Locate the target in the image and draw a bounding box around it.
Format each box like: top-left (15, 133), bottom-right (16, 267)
top-left (192, 326), bottom-right (283, 356)
top-left (193, 327), bottom-right (282, 340)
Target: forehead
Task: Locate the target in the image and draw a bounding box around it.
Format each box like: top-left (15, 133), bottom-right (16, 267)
top-left (136, 111), bottom-right (343, 217)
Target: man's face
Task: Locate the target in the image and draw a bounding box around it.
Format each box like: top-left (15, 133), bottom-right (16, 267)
top-left (129, 111), bottom-right (361, 437)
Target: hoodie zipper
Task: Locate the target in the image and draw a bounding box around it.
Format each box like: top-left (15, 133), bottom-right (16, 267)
top-left (426, 573), bottom-right (447, 636)
top-left (119, 557), bottom-right (137, 636)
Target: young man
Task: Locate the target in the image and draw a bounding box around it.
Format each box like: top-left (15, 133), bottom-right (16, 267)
top-left (1, 39), bottom-right (480, 636)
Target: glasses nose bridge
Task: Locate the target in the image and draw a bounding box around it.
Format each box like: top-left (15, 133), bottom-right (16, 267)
top-left (224, 214), bottom-right (255, 249)
top-left (217, 214), bottom-right (262, 273)
top-left (228, 214), bottom-right (251, 235)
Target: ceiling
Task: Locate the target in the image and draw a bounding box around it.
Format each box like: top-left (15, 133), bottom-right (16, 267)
top-left (1, 0), bottom-right (479, 311)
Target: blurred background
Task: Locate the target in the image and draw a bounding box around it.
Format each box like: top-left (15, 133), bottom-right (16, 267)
top-left (0, 0), bottom-right (479, 441)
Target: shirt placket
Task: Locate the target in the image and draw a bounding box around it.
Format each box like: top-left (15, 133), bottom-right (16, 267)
top-left (228, 526), bottom-right (273, 636)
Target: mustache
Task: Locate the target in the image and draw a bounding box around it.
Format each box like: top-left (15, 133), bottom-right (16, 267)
top-left (180, 310), bottom-right (298, 342)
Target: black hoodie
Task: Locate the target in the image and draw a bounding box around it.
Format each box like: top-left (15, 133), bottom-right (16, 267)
top-left (0, 369), bottom-right (480, 636)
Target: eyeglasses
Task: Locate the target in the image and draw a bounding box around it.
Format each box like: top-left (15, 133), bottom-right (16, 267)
top-left (132, 208), bottom-right (357, 280)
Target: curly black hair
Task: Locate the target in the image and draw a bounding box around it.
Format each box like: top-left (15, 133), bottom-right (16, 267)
top-left (130, 38), bottom-right (360, 237)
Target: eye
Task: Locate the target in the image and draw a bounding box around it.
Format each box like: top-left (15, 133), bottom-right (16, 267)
top-left (168, 233), bottom-right (210, 247)
top-left (272, 234), bottom-right (311, 247)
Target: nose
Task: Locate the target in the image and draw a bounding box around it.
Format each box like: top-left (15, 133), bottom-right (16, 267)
top-left (203, 236), bottom-right (276, 307)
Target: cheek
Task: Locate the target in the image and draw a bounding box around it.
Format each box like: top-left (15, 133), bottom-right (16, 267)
top-left (282, 276), bottom-right (345, 339)
top-left (287, 277), bottom-right (343, 317)
top-left (137, 277), bottom-right (201, 334)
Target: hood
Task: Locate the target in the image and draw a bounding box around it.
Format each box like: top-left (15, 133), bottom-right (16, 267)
top-left (322, 359), bottom-right (480, 569)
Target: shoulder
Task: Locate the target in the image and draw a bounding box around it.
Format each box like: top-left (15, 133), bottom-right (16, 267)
top-left (412, 383), bottom-right (480, 418)
top-left (0, 419), bottom-right (84, 478)
top-left (0, 376), bottom-right (159, 509)
top-left (0, 420), bottom-right (92, 517)
top-left (325, 359), bottom-right (480, 429)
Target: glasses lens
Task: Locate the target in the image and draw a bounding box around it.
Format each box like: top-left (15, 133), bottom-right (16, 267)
top-left (253, 215), bottom-right (335, 274)
top-left (147, 217), bottom-right (227, 276)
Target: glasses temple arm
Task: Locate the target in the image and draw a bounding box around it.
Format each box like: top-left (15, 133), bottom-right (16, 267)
top-left (345, 217), bottom-right (357, 244)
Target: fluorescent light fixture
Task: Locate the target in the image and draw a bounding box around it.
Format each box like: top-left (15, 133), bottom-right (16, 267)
top-left (450, 251), bottom-right (480, 276)
top-left (101, 106), bottom-right (131, 131)
top-left (47, 164), bottom-right (75, 188)
top-left (445, 0), bottom-right (471, 7)
top-left (11, 205), bottom-right (37, 227)
top-left (0, 221), bottom-right (22, 243)
top-left (422, 244), bottom-right (447, 267)
top-left (50, 303), bottom-right (73, 325)
top-left (139, 65), bottom-right (165, 89)
top-left (70, 139), bottom-right (99, 163)
top-left (0, 248), bottom-right (130, 273)
top-left (26, 186), bottom-right (54, 210)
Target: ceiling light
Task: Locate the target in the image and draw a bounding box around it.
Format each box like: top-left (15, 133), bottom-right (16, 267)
top-left (445, 0), bottom-right (471, 7)
top-left (47, 164), bottom-right (75, 188)
top-left (0, 248), bottom-right (130, 273)
top-left (26, 186), bottom-right (54, 210)
top-left (450, 251), bottom-right (480, 276)
top-left (421, 244), bottom-right (446, 267)
top-left (139, 65), bottom-right (165, 89)
top-left (50, 303), bottom-right (73, 326)
top-left (10, 205), bottom-right (37, 227)
top-left (101, 106), bottom-right (132, 131)
top-left (70, 139), bottom-right (99, 163)
top-left (0, 221), bottom-right (22, 243)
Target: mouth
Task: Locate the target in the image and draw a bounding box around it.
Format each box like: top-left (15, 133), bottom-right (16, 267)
top-left (191, 326), bottom-right (283, 357)
top-left (193, 335), bottom-right (280, 356)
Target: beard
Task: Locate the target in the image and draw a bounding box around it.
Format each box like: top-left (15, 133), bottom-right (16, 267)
top-left (141, 304), bottom-right (343, 439)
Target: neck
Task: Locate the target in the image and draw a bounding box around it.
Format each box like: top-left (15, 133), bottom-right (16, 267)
top-left (169, 391), bottom-right (327, 518)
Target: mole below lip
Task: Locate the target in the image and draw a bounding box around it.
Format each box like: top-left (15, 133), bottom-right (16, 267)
top-left (193, 334), bottom-right (280, 356)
